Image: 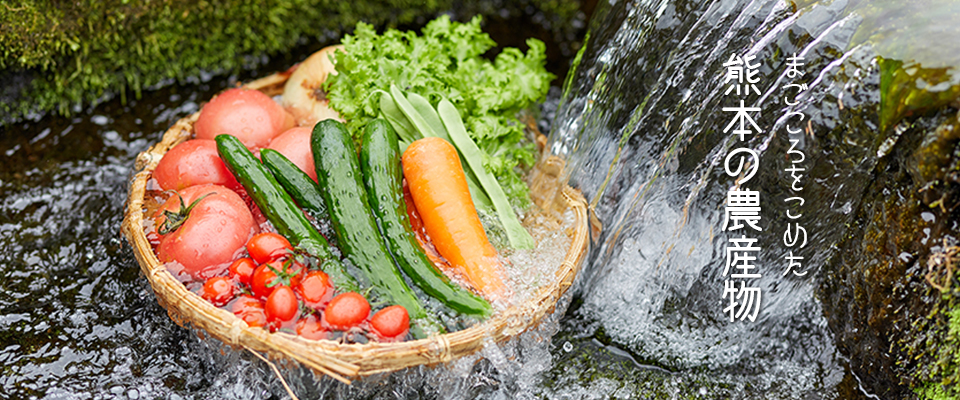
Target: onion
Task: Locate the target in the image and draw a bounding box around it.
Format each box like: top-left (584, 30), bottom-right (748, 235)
top-left (282, 45), bottom-right (344, 126)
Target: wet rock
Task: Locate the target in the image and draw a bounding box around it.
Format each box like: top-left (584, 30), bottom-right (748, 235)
top-left (548, 0), bottom-right (960, 397)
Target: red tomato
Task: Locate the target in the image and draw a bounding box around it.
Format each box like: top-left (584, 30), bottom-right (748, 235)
top-left (296, 314), bottom-right (327, 341)
top-left (323, 292), bottom-right (370, 331)
top-left (250, 259), bottom-right (304, 299)
top-left (232, 295), bottom-right (267, 327)
top-left (200, 276), bottom-right (236, 307)
top-left (370, 305), bottom-right (410, 341)
top-left (266, 127), bottom-right (317, 182)
top-left (296, 270), bottom-right (333, 309)
top-left (228, 258), bottom-right (257, 286)
top-left (265, 285), bottom-right (300, 332)
top-left (246, 232), bottom-right (293, 264)
top-left (154, 185), bottom-right (258, 280)
top-left (194, 88), bottom-right (295, 149)
top-left (153, 139), bottom-right (240, 191)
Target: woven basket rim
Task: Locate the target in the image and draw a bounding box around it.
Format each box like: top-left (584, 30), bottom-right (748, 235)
top-left (119, 72), bottom-right (589, 383)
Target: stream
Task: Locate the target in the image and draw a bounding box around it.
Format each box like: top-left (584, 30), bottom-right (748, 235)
top-left (3, 0), bottom-right (960, 398)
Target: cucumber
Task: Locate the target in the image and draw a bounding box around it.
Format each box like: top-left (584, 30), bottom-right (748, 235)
top-left (260, 149), bottom-right (328, 221)
top-left (215, 134), bottom-right (358, 293)
top-left (360, 119), bottom-right (492, 317)
top-left (311, 119), bottom-right (443, 337)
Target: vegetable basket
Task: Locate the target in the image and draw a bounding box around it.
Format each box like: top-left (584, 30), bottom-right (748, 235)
top-left (120, 72), bottom-right (590, 383)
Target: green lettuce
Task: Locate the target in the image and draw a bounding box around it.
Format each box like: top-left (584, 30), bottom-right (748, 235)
top-left (324, 15), bottom-right (553, 207)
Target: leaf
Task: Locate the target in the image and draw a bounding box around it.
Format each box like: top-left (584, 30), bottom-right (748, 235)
top-left (323, 15), bottom-right (553, 208)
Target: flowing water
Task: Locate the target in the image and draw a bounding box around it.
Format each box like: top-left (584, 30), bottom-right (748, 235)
top-left (543, 0), bottom-right (960, 398)
top-left (2, 0), bottom-right (959, 398)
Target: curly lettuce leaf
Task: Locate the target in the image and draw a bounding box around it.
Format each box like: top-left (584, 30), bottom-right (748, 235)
top-left (324, 15), bottom-right (554, 208)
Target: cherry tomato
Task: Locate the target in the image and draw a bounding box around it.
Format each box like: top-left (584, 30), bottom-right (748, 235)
top-left (200, 276), bottom-right (236, 307)
top-left (153, 139), bottom-right (240, 191)
top-left (154, 184), bottom-right (258, 280)
top-left (296, 314), bottom-right (328, 341)
top-left (296, 270), bottom-right (333, 310)
top-left (323, 292), bottom-right (370, 331)
top-left (370, 305), bottom-right (410, 341)
top-left (232, 295), bottom-right (266, 327)
top-left (228, 258), bottom-right (257, 286)
top-left (194, 88), bottom-right (294, 149)
top-left (265, 285), bottom-right (300, 332)
top-left (250, 259), bottom-right (304, 300)
top-left (246, 232), bottom-right (293, 264)
top-left (267, 127), bottom-right (317, 182)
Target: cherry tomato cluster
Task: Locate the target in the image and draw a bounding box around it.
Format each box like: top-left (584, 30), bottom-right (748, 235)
top-left (147, 191), bottom-right (412, 342)
top-left (196, 232), bottom-right (410, 342)
top-left (147, 88), bottom-right (410, 343)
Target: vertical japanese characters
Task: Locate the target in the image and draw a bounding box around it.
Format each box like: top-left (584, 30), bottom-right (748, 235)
top-left (720, 53), bottom-right (762, 322)
top-left (781, 54), bottom-right (808, 277)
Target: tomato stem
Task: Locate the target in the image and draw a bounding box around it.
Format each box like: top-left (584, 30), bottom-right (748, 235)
top-left (265, 258), bottom-right (299, 288)
top-left (158, 190), bottom-right (215, 235)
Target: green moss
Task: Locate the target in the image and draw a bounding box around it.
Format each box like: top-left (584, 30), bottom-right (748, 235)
top-left (912, 248), bottom-right (960, 400)
top-left (0, 0), bottom-right (451, 122)
top-left (879, 58), bottom-right (960, 132)
top-left (883, 109), bottom-right (960, 399)
top-left (918, 379), bottom-right (960, 400)
top-left (0, 0), bottom-right (584, 124)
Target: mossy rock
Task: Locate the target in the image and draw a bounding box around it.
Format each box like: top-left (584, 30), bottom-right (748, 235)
top-left (0, 0), bottom-right (585, 125)
top-left (818, 58), bottom-right (960, 398)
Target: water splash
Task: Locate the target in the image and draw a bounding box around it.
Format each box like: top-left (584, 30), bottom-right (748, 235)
top-left (543, 0), bottom-right (960, 398)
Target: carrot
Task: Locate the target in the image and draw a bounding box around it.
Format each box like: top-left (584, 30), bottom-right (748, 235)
top-left (402, 137), bottom-right (509, 301)
top-left (402, 180), bottom-right (451, 271)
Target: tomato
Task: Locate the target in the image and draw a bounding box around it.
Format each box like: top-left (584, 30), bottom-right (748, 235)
top-left (228, 258), bottom-right (257, 286)
top-left (154, 184), bottom-right (258, 280)
top-left (370, 305), bottom-right (410, 341)
top-left (296, 270), bottom-right (333, 309)
top-left (200, 276), bottom-right (236, 307)
top-left (265, 285), bottom-right (300, 332)
top-left (323, 292), bottom-right (370, 331)
top-left (250, 264), bottom-right (275, 299)
top-left (153, 139), bottom-right (240, 191)
top-left (246, 232), bottom-right (293, 264)
top-left (250, 259), bottom-right (304, 299)
top-left (194, 88), bottom-right (295, 149)
top-left (232, 295), bottom-right (266, 327)
top-left (296, 314), bottom-right (327, 341)
top-left (266, 127), bottom-right (317, 182)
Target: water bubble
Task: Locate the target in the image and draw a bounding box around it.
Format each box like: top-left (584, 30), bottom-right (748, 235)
top-left (562, 341), bottom-right (573, 352)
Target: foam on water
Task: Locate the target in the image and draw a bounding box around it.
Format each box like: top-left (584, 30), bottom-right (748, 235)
top-left (500, 209), bottom-right (575, 308)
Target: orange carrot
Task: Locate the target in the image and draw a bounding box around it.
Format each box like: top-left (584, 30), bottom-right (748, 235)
top-left (402, 137), bottom-right (508, 301)
top-left (402, 180), bottom-right (451, 271)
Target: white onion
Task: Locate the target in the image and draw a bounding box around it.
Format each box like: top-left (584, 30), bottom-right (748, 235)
top-left (282, 45), bottom-right (344, 126)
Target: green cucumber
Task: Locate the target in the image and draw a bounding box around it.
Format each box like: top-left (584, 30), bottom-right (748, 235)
top-left (311, 119), bottom-right (443, 337)
top-left (260, 149), bottom-right (327, 220)
top-left (360, 119), bottom-right (492, 317)
top-left (215, 134), bottom-right (358, 293)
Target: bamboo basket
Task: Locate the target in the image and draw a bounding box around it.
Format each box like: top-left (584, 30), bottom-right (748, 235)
top-left (120, 72), bottom-right (590, 384)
